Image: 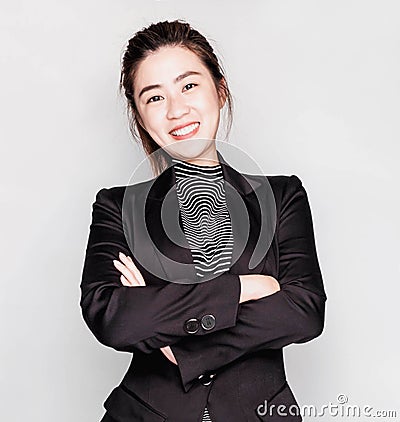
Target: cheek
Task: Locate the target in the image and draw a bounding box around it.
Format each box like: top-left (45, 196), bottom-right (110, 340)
top-left (140, 109), bottom-right (161, 131)
top-left (205, 88), bottom-right (222, 113)
top-left (148, 116), bottom-right (168, 142)
top-left (197, 94), bottom-right (220, 118)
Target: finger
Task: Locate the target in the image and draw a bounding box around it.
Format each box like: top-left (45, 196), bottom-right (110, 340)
top-left (120, 272), bottom-right (141, 288)
top-left (119, 253), bottom-right (146, 286)
top-left (120, 274), bottom-right (133, 287)
top-left (113, 259), bottom-right (141, 286)
top-left (119, 252), bottom-right (145, 285)
top-left (126, 256), bottom-right (146, 286)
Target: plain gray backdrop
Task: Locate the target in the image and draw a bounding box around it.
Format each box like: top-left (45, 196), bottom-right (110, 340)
top-left (1, 0), bottom-right (399, 420)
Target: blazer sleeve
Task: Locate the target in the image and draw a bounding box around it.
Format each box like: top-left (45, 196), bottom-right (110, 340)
top-left (79, 187), bottom-right (241, 354)
top-left (170, 175), bottom-right (327, 392)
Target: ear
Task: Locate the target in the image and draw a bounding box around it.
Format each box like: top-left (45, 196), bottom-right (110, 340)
top-left (218, 77), bottom-right (228, 109)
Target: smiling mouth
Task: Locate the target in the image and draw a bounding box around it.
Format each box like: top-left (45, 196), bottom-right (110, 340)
top-left (169, 122), bottom-right (200, 140)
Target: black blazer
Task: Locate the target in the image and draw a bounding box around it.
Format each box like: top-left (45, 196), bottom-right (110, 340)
top-left (80, 151), bottom-right (327, 422)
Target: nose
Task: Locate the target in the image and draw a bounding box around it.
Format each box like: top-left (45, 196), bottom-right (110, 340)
top-left (166, 95), bottom-right (190, 120)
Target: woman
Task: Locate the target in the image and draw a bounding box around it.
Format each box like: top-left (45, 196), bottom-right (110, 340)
top-left (80, 20), bottom-right (327, 421)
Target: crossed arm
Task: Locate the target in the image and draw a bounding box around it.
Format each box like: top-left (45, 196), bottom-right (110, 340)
top-left (80, 186), bottom-right (243, 354)
top-left (168, 175), bottom-right (327, 390)
top-left (80, 175), bottom-right (327, 392)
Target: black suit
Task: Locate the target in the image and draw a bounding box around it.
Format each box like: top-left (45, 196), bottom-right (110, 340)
top-left (80, 151), bottom-right (327, 421)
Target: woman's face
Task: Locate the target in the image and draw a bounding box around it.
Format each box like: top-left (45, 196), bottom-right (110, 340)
top-left (133, 46), bottom-right (225, 150)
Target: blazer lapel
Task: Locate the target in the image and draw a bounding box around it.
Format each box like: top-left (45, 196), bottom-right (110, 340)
top-left (217, 151), bottom-right (276, 277)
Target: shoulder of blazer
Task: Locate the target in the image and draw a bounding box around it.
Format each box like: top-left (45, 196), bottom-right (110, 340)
top-left (264, 174), bottom-right (304, 221)
top-left (94, 174), bottom-right (303, 213)
top-left (266, 174), bottom-right (302, 192)
top-left (93, 183), bottom-right (148, 209)
top-left (254, 174), bottom-right (303, 203)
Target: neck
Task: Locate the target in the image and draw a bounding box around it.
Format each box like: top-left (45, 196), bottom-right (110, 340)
top-left (183, 148), bottom-right (219, 167)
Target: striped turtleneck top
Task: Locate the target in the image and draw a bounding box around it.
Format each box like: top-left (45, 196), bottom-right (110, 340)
top-left (172, 158), bottom-right (234, 421)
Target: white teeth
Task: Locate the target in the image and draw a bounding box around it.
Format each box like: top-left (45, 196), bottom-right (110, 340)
top-left (171, 122), bottom-right (199, 136)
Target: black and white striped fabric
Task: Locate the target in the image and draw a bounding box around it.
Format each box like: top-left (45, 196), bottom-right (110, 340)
top-left (201, 406), bottom-right (212, 422)
top-left (172, 158), bottom-right (234, 421)
top-left (173, 158), bottom-right (234, 280)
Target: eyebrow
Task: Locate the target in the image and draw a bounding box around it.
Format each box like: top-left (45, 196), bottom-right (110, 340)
top-left (138, 70), bottom-right (202, 99)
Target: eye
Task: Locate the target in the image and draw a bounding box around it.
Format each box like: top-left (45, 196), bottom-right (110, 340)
top-left (147, 95), bottom-right (163, 104)
top-left (183, 83), bottom-right (198, 91)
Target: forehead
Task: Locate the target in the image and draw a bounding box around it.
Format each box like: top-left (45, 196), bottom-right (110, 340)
top-left (134, 46), bottom-right (208, 87)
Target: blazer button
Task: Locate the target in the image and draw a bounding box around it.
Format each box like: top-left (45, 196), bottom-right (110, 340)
top-left (184, 318), bottom-right (200, 334)
top-left (200, 314), bottom-right (216, 331)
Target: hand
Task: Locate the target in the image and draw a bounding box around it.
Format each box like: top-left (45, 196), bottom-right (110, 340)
top-left (113, 251), bottom-right (177, 365)
top-left (113, 252), bottom-right (146, 286)
top-left (238, 274), bottom-right (281, 303)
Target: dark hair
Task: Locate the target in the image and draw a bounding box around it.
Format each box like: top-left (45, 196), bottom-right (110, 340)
top-left (119, 19), bottom-right (234, 176)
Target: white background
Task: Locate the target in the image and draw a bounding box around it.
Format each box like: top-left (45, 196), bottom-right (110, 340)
top-left (1, 0), bottom-right (399, 420)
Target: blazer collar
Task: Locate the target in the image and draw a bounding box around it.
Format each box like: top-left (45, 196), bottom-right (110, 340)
top-left (147, 149), bottom-right (262, 201)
